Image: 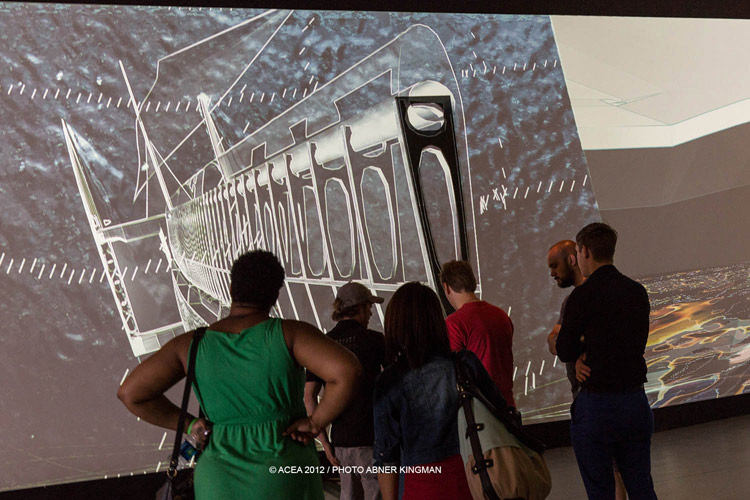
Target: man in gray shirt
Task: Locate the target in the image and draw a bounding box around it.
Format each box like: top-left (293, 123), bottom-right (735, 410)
top-left (546, 240), bottom-right (585, 396)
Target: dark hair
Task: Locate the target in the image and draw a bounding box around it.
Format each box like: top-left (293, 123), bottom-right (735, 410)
top-left (439, 260), bottom-right (477, 293)
top-left (331, 299), bottom-right (364, 322)
top-left (384, 282), bottom-right (450, 369)
top-left (230, 250), bottom-right (285, 311)
top-left (576, 222), bottom-right (618, 262)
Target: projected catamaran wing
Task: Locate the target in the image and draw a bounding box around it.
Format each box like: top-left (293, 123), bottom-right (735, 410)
top-left (63, 120), bottom-right (183, 356)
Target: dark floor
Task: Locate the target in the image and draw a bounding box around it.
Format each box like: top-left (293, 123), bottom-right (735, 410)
top-left (324, 414), bottom-right (750, 499)
top-left (547, 414), bottom-right (750, 499)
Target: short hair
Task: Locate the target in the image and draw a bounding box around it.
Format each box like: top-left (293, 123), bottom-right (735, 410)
top-left (384, 282), bottom-right (450, 369)
top-left (440, 260), bottom-right (477, 293)
top-left (230, 250), bottom-right (285, 311)
top-left (576, 223), bottom-right (617, 262)
top-left (331, 299), bottom-right (364, 322)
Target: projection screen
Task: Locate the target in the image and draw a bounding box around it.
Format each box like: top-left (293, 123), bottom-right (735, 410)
top-left (0, 3), bottom-right (748, 490)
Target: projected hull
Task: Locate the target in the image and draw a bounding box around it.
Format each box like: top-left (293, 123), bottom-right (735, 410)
top-left (65, 18), bottom-right (474, 356)
top-left (167, 93), bottom-right (468, 326)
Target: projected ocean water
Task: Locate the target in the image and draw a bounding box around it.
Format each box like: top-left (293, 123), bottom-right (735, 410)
top-left (643, 263), bottom-right (750, 406)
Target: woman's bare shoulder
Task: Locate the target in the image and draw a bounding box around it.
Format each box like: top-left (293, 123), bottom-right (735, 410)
top-left (281, 318), bottom-right (318, 330)
top-left (157, 330), bottom-right (197, 369)
top-left (280, 319), bottom-right (324, 350)
top-left (281, 319), bottom-right (324, 337)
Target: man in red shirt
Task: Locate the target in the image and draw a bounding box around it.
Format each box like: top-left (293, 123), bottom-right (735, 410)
top-left (440, 260), bottom-right (515, 407)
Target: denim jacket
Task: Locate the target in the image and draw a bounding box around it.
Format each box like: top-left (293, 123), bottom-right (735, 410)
top-left (372, 349), bottom-right (508, 466)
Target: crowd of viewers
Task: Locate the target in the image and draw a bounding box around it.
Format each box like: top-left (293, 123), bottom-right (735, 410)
top-left (118, 221), bottom-right (658, 500)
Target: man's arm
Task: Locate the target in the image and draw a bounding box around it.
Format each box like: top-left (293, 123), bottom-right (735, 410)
top-left (575, 352), bottom-right (590, 382)
top-left (547, 324), bottom-right (560, 355)
top-left (445, 316), bottom-right (466, 351)
top-left (638, 284), bottom-right (651, 348)
top-left (556, 291), bottom-right (586, 362)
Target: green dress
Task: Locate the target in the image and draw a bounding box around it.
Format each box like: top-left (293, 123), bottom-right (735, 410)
top-left (190, 318), bottom-right (324, 500)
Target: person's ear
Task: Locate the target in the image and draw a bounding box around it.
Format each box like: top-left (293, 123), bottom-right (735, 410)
top-left (568, 253), bottom-right (577, 268)
top-left (581, 245), bottom-right (590, 260)
top-left (442, 282), bottom-right (450, 295)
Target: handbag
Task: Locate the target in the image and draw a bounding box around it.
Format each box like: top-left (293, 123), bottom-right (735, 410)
top-left (156, 327), bottom-right (207, 500)
top-left (453, 354), bottom-right (551, 500)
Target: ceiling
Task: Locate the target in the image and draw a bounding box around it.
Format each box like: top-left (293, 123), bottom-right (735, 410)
top-left (552, 16), bottom-right (750, 149)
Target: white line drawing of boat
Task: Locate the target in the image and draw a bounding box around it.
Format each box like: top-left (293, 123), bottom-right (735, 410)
top-left (63, 10), bottom-right (479, 357)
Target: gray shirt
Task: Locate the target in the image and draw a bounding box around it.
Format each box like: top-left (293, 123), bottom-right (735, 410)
top-left (557, 295), bottom-right (580, 397)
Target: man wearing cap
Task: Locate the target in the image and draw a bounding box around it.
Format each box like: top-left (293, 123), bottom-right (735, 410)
top-left (304, 281), bottom-right (385, 500)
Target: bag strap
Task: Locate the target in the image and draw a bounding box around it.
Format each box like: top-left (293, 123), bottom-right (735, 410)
top-left (454, 354), bottom-right (503, 500)
top-left (167, 327), bottom-right (207, 476)
top-left (454, 353), bottom-right (546, 454)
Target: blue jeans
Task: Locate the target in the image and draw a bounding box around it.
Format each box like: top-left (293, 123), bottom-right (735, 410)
top-left (570, 390), bottom-right (658, 500)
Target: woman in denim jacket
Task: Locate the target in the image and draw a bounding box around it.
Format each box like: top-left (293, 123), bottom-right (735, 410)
top-left (373, 282), bottom-right (510, 500)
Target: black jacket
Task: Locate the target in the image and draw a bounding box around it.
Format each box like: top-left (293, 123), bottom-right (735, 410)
top-left (306, 320), bottom-right (384, 447)
top-left (556, 265), bottom-right (650, 392)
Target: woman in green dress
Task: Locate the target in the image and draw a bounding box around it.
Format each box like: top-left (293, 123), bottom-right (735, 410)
top-left (118, 250), bottom-right (362, 499)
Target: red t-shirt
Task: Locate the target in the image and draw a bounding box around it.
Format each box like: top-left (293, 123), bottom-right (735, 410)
top-left (446, 301), bottom-right (515, 407)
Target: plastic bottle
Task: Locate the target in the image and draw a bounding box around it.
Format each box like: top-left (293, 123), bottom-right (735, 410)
top-left (177, 434), bottom-right (200, 467)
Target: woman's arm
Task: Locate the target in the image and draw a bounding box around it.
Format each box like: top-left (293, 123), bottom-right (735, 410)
top-left (373, 373), bottom-right (401, 500)
top-left (304, 380), bottom-right (340, 466)
top-left (283, 320), bottom-right (362, 443)
top-left (117, 332), bottom-right (196, 434)
top-left (378, 472), bottom-right (398, 500)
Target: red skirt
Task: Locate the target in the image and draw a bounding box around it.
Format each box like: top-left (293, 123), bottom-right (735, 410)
top-left (402, 454), bottom-right (473, 500)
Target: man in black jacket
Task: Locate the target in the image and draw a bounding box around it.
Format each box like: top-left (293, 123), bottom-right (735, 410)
top-left (556, 223), bottom-right (658, 500)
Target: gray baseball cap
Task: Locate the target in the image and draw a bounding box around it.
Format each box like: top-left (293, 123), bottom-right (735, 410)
top-left (336, 281), bottom-right (385, 309)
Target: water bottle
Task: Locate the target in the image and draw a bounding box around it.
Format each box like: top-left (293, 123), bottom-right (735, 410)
top-left (177, 434), bottom-right (200, 467)
top-left (174, 423), bottom-right (212, 468)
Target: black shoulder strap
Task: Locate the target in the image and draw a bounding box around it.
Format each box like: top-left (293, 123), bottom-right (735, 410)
top-left (168, 327), bottom-right (207, 475)
top-left (454, 353), bottom-right (546, 454)
top-left (454, 353), bottom-right (503, 500)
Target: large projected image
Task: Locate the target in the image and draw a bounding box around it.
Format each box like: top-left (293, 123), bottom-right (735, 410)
top-left (0, 4), bottom-right (747, 491)
top-left (63, 11), bottom-right (479, 357)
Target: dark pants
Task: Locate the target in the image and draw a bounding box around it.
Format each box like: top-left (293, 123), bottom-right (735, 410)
top-left (570, 389), bottom-right (658, 500)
